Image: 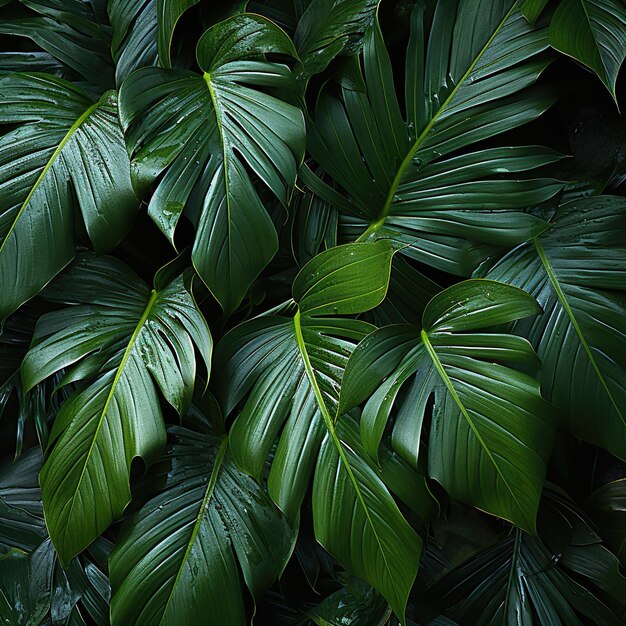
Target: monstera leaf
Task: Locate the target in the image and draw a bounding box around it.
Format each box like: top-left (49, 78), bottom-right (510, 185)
top-left (0, 73), bottom-right (139, 321)
top-left (119, 13), bottom-right (306, 313)
top-left (485, 196), bottom-right (626, 461)
top-left (425, 489), bottom-right (626, 625)
top-left (110, 404), bottom-right (292, 626)
top-left (20, 254), bottom-right (212, 563)
top-left (306, 0), bottom-right (565, 276)
top-left (215, 241), bottom-right (421, 621)
top-left (340, 279), bottom-right (555, 532)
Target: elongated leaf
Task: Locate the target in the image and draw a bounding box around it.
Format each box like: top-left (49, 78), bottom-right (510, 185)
top-left (485, 197), bottom-right (626, 460)
top-left (0, 74), bottom-right (139, 321)
top-left (216, 241), bottom-right (421, 620)
top-left (0, 541), bottom-right (56, 626)
top-left (119, 14), bottom-right (306, 313)
top-left (587, 479), bottom-right (626, 567)
top-left (0, 0), bottom-right (114, 89)
top-left (340, 279), bottom-right (554, 532)
top-left (216, 241), bottom-right (392, 520)
top-left (21, 254), bottom-right (212, 562)
top-left (307, 2), bottom-right (564, 276)
top-left (108, 0), bottom-right (201, 84)
top-left (110, 411), bottom-right (292, 626)
top-left (313, 417), bottom-right (421, 623)
top-left (521, 0), bottom-right (550, 24)
top-left (549, 0), bottom-right (626, 100)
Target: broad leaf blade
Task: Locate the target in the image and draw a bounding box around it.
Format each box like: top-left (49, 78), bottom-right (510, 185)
top-left (0, 75), bottom-right (138, 321)
top-left (22, 255), bottom-right (211, 562)
top-left (119, 15), bottom-right (305, 313)
top-left (549, 0), bottom-right (626, 100)
top-left (110, 421), bottom-right (292, 626)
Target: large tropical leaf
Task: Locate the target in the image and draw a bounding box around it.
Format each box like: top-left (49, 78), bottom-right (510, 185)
top-left (425, 489), bottom-right (626, 625)
top-left (0, 0), bottom-right (114, 89)
top-left (340, 279), bottom-right (555, 532)
top-left (485, 196), bottom-right (626, 460)
top-left (306, 0), bottom-right (565, 276)
top-left (20, 254), bottom-right (212, 563)
top-left (0, 73), bottom-right (139, 321)
top-left (119, 13), bottom-right (306, 313)
top-left (549, 0), bottom-right (626, 101)
top-left (215, 241), bottom-right (422, 620)
top-left (108, 0), bottom-right (202, 84)
top-left (110, 403), bottom-right (292, 626)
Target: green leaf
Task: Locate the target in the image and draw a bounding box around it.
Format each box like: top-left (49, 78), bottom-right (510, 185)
top-left (485, 196), bottom-right (626, 460)
top-left (216, 242), bottom-right (420, 620)
top-left (426, 490), bottom-right (626, 625)
top-left (307, 3), bottom-right (564, 276)
top-left (521, 0), bottom-right (550, 24)
top-left (549, 0), bottom-right (626, 101)
top-left (0, 74), bottom-right (139, 321)
top-left (0, 448), bottom-right (46, 554)
top-left (216, 242), bottom-right (392, 520)
top-left (312, 417), bottom-right (421, 623)
top-left (340, 279), bottom-right (554, 532)
top-left (292, 238), bottom-right (394, 315)
top-left (119, 14), bottom-right (305, 313)
top-left (21, 254), bottom-right (212, 563)
top-left (308, 575), bottom-right (390, 626)
top-left (587, 479), bottom-right (626, 567)
top-left (294, 0), bottom-right (380, 79)
top-left (110, 413), bottom-right (293, 626)
top-left (0, 0), bottom-right (114, 89)
top-left (0, 542), bottom-right (55, 626)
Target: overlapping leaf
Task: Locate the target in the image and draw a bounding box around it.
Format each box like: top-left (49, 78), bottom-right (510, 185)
top-left (426, 490), bottom-right (626, 625)
top-left (108, 0), bottom-right (202, 84)
top-left (110, 405), bottom-right (292, 626)
top-left (21, 254), bottom-right (212, 562)
top-left (0, 0), bottom-right (114, 89)
top-left (485, 197), bottom-right (626, 460)
top-left (0, 448), bottom-right (46, 554)
top-left (119, 14), bottom-right (306, 313)
top-left (549, 0), bottom-right (626, 100)
top-left (0, 73), bottom-right (139, 321)
top-left (216, 241), bottom-right (421, 621)
top-left (307, 1), bottom-right (565, 275)
top-left (340, 279), bottom-right (554, 532)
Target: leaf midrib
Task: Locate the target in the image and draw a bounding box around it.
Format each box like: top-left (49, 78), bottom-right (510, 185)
top-left (0, 98), bottom-right (100, 256)
top-left (292, 309), bottom-right (402, 597)
top-left (158, 436), bottom-right (229, 625)
top-left (62, 288), bottom-right (159, 552)
top-left (420, 328), bottom-right (529, 528)
top-left (358, 2), bottom-right (519, 241)
top-left (534, 238), bottom-right (624, 425)
top-left (203, 72), bottom-right (233, 279)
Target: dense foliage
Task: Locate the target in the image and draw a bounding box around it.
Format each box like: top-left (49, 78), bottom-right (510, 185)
top-left (0, 0), bottom-right (625, 624)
